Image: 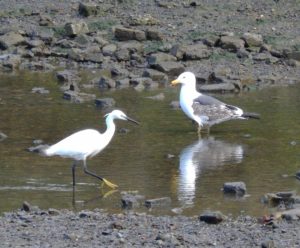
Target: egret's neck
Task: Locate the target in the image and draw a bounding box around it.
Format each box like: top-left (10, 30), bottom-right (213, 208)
top-left (103, 116), bottom-right (116, 145)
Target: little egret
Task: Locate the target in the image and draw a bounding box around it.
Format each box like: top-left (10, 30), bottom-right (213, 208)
top-left (43, 110), bottom-right (139, 189)
top-left (171, 72), bottom-right (260, 134)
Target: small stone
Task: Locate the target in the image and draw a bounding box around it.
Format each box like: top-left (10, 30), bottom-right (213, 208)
top-left (121, 194), bottom-right (142, 209)
top-left (65, 21), bottom-right (89, 37)
top-left (223, 182), bottom-right (247, 196)
top-left (0, 132), bottom-right (8, 142)
top-left (199, 211), bottom-right (226, 224)
top-left (145, 197), bottom-right (171, 208)
top-left (170, 101), bottom-right (180, 109)
top-left (296, 171), bottom-right (300, 180)
top-left (48, 208), bottom-right (61, 215)
top-left (145, 93), bottom-right (165, 101)
top-left (21, 201), bottom-right (31, 212)
top-left (95, 98), bottom-right (116, 108)
top-left (31, 87), bottom-right (49, 94)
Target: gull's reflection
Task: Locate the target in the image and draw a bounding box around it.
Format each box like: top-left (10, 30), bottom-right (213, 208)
top-left (178, 137), bottom-right (244, 207)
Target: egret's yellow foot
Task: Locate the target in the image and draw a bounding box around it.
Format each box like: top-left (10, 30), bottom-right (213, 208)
top-left (102, 178), bottom-right (118, 189)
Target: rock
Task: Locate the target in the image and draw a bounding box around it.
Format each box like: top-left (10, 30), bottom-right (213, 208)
top-left (146, 29), bottom-right (164, 41)
top-left (0, 132), bottom-right (8, 142)
top-left (114, 26), bottom-right (146, 41)
top-left (0, 54), bottom-right (21, 70)
top-left (116, 78), bottom-right (130, 88)
top-left (128, 14), bottom-right (160, 26)
top-left (199, 211), bottom-right (226, 224)
top-left (121, 194), bottom-right (145, 209)
top-left (20, 61), bottom-right (55, 71)
top-left (252, 52), bottom-right (279, 64)
top-left (145, 93), bottom-right (165, 101)
top-left (67, 48), bottom-right (85, 62)
top-left (73, 34), bottom-right (91, 46)
top-left (142, 69), bottom-right (168, 83)
top-left (102, 43), bottom-right (117, 57)
top-left (130, 77), bottom-right (156, 89)
top-left (111, 66), bottom-right (130, 78)
top-left (39, 14), bottom-right (53, 26)
top-left (262, 191), bottom-right (296, 206)
top-left (115, 48), bottom-right (130, 61)
top-left (170, 44), bottom-right (186, 60)
top-left (25, 39), bottom-right (45, 48)
top-left (0, 31), bottom-right (26, 50)
top-left (95, 98), bottom-right (116, 108)
top-left (147, 52), bottom-right (177, 65)
top-left (94, 35), bottom-right (109, 47)
top-left (199, 82), bottom-right (237, 92)
top-left (48, 208), bottom-right (61, 216)
top-left (145, 197), bottom-right (171, 208)
top-left (281, 209), bottom-right (300, 221)
top-left (84, 52), bottom-right (104, 63)
top-left (31, 87), bottom-right (49, 94)
top-left (284, 50), bottom-right (300, 61)
top-left (223, 182), bottom-right (247, 196)
top-left (117, 41), bottom-right (144, 54)
top-left (151, 61), bottom-right (185, 77)
top-left (78, 2), bottom-right (101, 17)
top-left (219, 36), bottom-right (245, 52)
top-left (170, 101), bottom-right (180, 109)
top-left (184, 43), bottom-right (212, 60)
top-left (296, 171), bottom-right (300, 180)
top-left (261, 239), bottom-right (276, 248)
top-left (242, 32), bottom-right (264, 47)
top-left (63, 91), bottom-right (96, 103)
top-left (98, 76), bottom-right (116, 89)
top-left (65, 22), bottom-right (89, 37)
top-left (21, 201), bottom-right (31, 212)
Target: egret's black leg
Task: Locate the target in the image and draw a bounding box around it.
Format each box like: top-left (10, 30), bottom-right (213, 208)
top-left (82, 160), bottom-right (118, 189)
top-left (82, 160), bottom-right (104, 181)
top-left (71, 162), bottom-right (78, 187)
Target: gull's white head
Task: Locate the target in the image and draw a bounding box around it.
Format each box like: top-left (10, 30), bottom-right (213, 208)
top-left (171, 72), bottom-right (196, 86)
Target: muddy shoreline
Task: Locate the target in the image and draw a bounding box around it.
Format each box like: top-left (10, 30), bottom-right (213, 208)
top-left (1, 205), bottom-right (300, 247)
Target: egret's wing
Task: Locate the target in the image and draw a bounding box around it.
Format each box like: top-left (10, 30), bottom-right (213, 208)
top-left (45, 129), bottom-right (101, 159)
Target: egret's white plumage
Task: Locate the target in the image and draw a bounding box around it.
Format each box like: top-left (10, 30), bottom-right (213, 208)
top-left (171, 72), bottom-right (259, 133)
top-left (44, 110), bottom-right (139, 189)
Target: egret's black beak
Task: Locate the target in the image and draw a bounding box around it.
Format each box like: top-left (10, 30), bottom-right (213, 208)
top-left (126, 117), bottom-right (140, 125)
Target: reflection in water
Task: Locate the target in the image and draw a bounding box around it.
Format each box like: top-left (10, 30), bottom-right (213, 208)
top-left (178, 137), bottom-right (244, 207)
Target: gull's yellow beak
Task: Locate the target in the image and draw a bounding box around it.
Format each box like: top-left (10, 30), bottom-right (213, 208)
top-left (171, 79), bottom-right (180, 86)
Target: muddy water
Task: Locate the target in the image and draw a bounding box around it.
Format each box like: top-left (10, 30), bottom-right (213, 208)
top-left (0, 71), bottom-right (300, 216)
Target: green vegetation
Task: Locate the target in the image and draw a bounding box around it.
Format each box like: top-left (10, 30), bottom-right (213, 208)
top-left (88, 20), bottom-right (117, 32)
top-left (143, 41), bottom-right (165, 54)
top-left (210, 50), bottom-right (237, 62)
top-left (52, 26), bottom-right (67, 38)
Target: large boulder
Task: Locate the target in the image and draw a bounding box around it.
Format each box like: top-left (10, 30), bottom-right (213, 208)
top-left (242, 32), bottom-right (264, 47)
top-left (65, 22), bottom-right (89, 37)
top-left (219, 36), bottom-right (245, 52)
top-left (114, 26), bottom-right (146, 41)
top-left (0, 31), bottom-right (26, 50)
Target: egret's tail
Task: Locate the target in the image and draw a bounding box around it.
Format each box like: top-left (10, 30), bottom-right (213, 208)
top-left (241, 112), bottom-right (260, 119)
top-left (41, 146), bottom-right (52, 156)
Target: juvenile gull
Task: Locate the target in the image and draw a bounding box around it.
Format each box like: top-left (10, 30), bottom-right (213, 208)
top-left (171, 72), bottom-right (259, 134)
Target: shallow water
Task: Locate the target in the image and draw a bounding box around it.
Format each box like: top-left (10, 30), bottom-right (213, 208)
top-left (0, 71), bottom-right (300, 217)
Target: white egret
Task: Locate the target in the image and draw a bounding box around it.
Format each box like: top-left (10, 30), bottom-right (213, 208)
top-left (171, 72), bottom-right (259, 134)
top-left (43, 110), bottom-right (139, 189)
